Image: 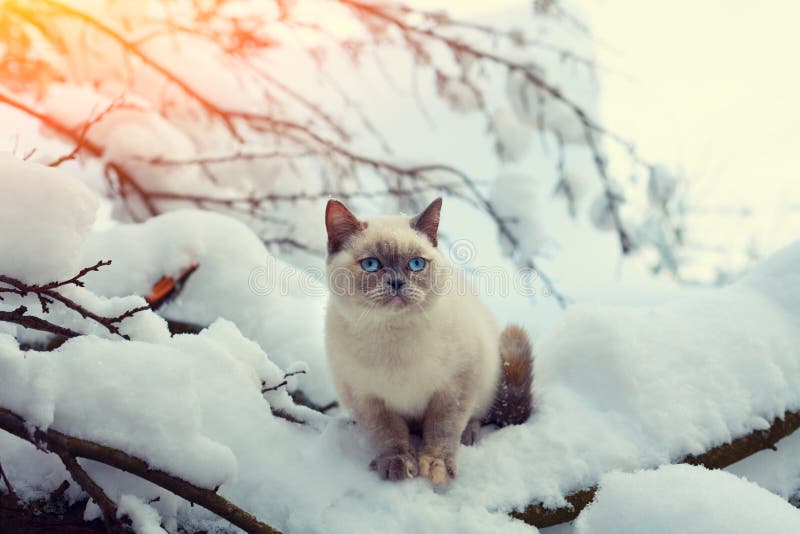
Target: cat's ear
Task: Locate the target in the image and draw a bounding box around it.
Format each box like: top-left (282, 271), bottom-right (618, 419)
top-left (326, 199), bottom-right (364, 254)
top-left (411, 197), bottom-right (442, 247)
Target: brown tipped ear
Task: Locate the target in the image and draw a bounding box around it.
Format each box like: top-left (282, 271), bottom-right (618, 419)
top-left (326, 199), bottom-right (364, 254)
top-left (410, 197), bottom-right (442, 247)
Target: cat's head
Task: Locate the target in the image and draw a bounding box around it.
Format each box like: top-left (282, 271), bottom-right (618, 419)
top-left (325, 198), bottom-right (447, 317)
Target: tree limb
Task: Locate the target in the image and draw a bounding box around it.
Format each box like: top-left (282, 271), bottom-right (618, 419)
top-left (0, 306), bottom-right (81, 338)
top-left (511, 410), bottom-right (800, 528)
top-left (0, 407), bottom-right (281, 534)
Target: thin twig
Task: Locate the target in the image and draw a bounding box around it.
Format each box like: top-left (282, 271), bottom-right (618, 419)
top-left (0, 261), bottom-right (149, 340)
top-left (262, 370), bottom-right (307, 393)
top-left (48, 97), bottom-right (126, 167)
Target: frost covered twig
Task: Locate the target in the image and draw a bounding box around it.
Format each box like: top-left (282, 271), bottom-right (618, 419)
top-left (55, 450), bottom-right (125, 534)
top-left (0, 407), bottom-right (281, 534)
top-left (0, 261), bottom-right (149, 340)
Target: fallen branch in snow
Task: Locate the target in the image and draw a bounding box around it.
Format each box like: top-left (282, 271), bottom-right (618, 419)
top-left (0, 261), bottom-right (149, 340)
top-left (0, 407), bottom-right (281, 534)
top-left (55, 450), bottom-right (125, 534)
top-left (511, 410), bottom-right (800, 528)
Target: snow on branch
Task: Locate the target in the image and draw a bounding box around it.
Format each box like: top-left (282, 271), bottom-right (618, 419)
top-left (0, 407), bottom-right (281, 534)
top-left (0, 260), bottom-right (149, 340)
top-left (513, 410), bottom-right (800, 528)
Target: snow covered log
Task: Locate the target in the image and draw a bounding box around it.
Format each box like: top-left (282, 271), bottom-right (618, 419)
top-left (574, 464), bottom-right (800, 534)
top-left (505, 241), bottom-right (800, 527)
top-left (0, 407), bottom-right (280, 534)
top-left (512, 410), bottom-right (800, 527)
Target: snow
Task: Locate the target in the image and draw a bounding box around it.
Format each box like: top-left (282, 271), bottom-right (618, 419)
top-left (574, 464), bottom-right (800, 534)
top-left (82, 210), bottom-right (334, 405)
top-left (0, 152), bottom-right (98, 283)
top-left (0, 323), bottom-right (250, 489)
top-left (727, 430), bottom-right (800, 502)
top-left (117, 494), bottom-right (168, 534)
top-left (492, 107), bottom-right (533, 162)
top-left (1, 154), bottom-right (800, 532)
top-left (1, 1), bottom-right (799, 531)
top-left (491, 172), bottom-right (544, 257)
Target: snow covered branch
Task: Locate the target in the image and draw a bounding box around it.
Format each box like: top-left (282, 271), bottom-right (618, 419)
top-left (0, 260), bottom-right (149, 340)
top-left (512, 410), bottom-right (800, 528)
top-left (0, 407), bottom-right (281, 534)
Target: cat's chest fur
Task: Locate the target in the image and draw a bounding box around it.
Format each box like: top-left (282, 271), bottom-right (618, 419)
top-left (326, 306), bottom-right (463, 417)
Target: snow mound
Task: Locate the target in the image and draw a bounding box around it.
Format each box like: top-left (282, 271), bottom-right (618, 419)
top-left (575, 464), bottom-right (800, 534)
top-left (0, 152), bottom-right (98, 282)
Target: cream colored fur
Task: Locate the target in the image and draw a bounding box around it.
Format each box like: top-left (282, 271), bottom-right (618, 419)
top-left (324, 201), bottom-right (523, 485)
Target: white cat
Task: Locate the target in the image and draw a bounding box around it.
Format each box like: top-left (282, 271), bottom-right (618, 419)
top-left (325, 198), bottom-right (533, 486)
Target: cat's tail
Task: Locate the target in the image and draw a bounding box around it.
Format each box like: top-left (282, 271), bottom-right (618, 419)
top-left (485, 324), bottom-right (534, 427)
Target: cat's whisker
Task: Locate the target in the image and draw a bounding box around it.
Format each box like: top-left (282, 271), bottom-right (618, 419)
top-left (355, 292), bottom-right (382, 326)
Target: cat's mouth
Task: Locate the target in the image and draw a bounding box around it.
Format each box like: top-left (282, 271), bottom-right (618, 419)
top-left (378, 293), bottom-right (412, 308)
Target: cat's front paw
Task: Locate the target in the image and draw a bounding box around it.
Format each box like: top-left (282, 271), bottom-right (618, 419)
top-left (370, 451), bottom-right (418, 481)
top-left (418, 450), bottom-right (456, 486)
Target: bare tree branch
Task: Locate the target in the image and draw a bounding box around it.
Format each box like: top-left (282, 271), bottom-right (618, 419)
top-left (48, 96), bottom-right (126, 168)
top-left (10, 0), bottom-right (243, 140)
top-left (0, 306), bottom-right (82, 338)
top-left (0, 261), bottom-right (149, 340)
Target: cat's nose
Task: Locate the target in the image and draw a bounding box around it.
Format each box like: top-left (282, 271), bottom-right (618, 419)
top-left (386, 277), bottom-right (405, 291)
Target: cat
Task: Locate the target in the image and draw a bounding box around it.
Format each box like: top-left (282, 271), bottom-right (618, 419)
top-left (324, 197), bottom-right (533, 486)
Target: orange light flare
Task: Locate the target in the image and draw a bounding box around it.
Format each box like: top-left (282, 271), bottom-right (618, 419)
top-left (0, 0), bottom-right (379, 87)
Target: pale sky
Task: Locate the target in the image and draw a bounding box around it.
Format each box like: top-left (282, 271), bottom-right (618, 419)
top-left (410, 0), bottom-right (800, 272)
top-left (584, 0), bottom-right (800, 271)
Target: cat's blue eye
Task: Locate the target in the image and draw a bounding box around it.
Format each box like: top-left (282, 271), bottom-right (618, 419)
top-left (407, 257), bottom-right (426, 272)
top-left (360, 258), bottom-right (381, 272)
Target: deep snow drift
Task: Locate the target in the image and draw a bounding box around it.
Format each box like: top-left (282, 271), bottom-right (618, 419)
top-left (1, 155), bottom-right (800, 533)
